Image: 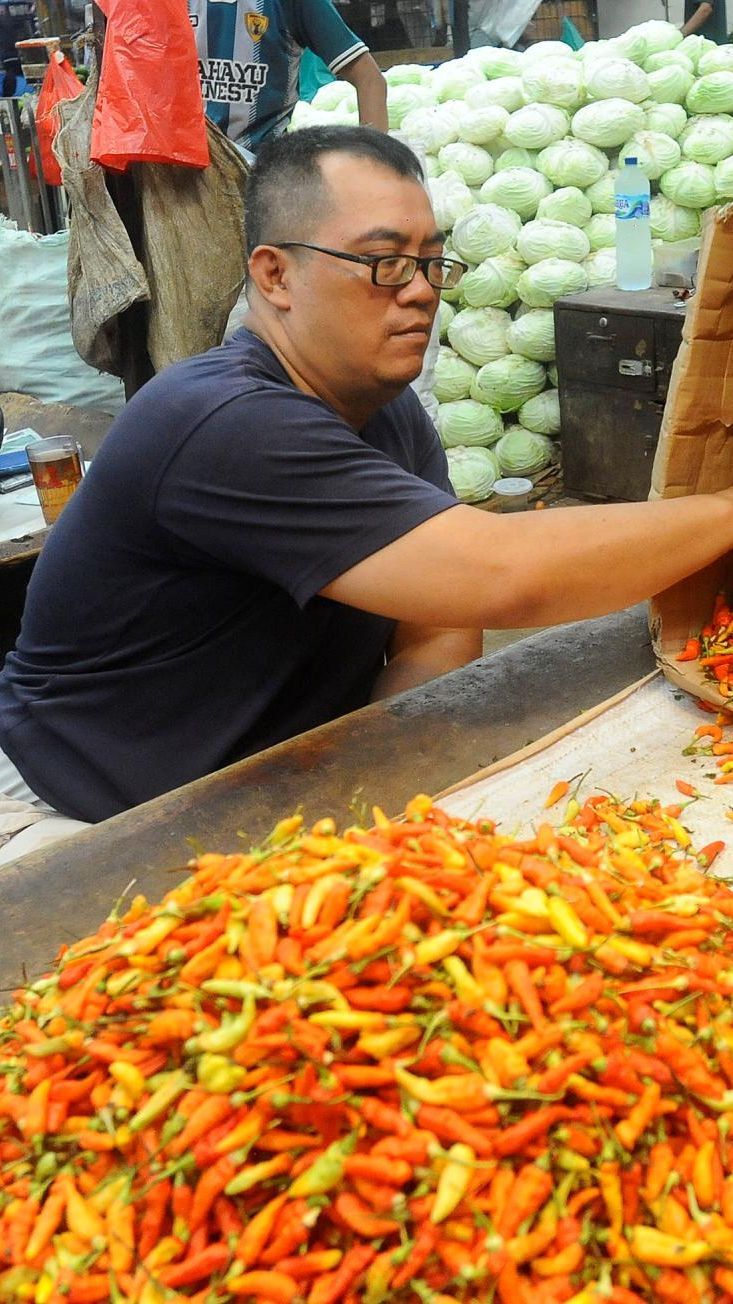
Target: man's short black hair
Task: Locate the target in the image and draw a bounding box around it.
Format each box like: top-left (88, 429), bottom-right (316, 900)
top-left (245, 125), bottom-right (424, 259)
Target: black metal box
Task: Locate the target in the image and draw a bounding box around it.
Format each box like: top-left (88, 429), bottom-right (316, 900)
top-left (553, 287), bottom-right (686, 502)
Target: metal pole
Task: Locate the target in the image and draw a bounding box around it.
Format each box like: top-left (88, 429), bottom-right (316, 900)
top-left (451, 0), bottom-right (469, 55)
top-left (0, 106), bottom-right (23, 226)
top-left (24, 103), bottom-right (55, 234)
top-left (5, 99), bottom-right (34, 230)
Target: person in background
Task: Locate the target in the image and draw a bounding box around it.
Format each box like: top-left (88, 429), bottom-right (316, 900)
top-left (188, 0), bottom-right (387, 154)
top-left (682, 0), bottom-right (727, 42)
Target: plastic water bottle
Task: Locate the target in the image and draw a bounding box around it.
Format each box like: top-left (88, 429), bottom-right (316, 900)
top-left (615, 157), bottom-right (652, 291)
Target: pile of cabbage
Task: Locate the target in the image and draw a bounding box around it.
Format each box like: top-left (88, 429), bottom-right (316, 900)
top-left (290, 18), bottom-right (729, 502)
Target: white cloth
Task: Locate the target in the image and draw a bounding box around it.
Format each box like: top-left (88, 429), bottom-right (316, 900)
top-left (0, 750), bottom-right (90, 866)
top-left (469, 0), bottom-right (541, 45)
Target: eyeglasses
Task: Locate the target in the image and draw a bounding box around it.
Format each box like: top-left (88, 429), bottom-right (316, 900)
top-left (271, 242), bottom-right (468, 289)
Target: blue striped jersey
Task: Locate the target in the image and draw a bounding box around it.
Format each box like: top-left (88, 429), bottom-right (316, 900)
top-left (188, 0), bottom-right (367, 150)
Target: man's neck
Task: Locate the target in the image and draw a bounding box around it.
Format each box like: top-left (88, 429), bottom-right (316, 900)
top-left (243, 308), bottom-right (399, 431)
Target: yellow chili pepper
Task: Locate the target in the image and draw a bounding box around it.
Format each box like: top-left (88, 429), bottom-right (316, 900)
top-left (482, 1037), bottom-right (530, 1087)
top-left (394, 1065), bottom-right (488, 1110)
top-left (117, 913), bottom-right (180, 957)
top-left (301, 875), bottom-right (346, 930)
top-left (598, 1162), bottom-right (623, 1238)
top-left (196, 1053), bottom-right (246, 1094)
top-left (268, 813), bottom-right (303, 844)
top-left (413, 929), bottom-right (463, 966)
top-left (665, 816), bottom-right (692, 849)
top-left (108, 1061), bottom-right (146, 1103)
top-left (357, 1026), bottom-right (421, 1058)
top-left (60, 1178), bottom-right (106, 1243)
top-left (431, 1143), bottom-right (474, 1223)
top-left (395, 876), bottom-right (448, 916)
top-left (628, 1225), bottom-right (710, 1267)
top-left (442, 956), bottom-right (485, 1004)
top-left (309, 1010), bottom-right (385, 1030)
top-left (604, 936), bottom-right (653, 967)
top-left (546, 898), bottom-right (588, 949)
top-left (534, 1243), bottom-right (585, 1277)
top-left (225, 1153), bottom-right (291, 1196)
top-left (128, 1069), bottom-right (189, 1132)
top-left (693, 1139), bottom-right (717, 1209)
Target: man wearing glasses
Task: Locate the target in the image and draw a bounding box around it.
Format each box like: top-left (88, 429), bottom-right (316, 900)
top-left (2, 125), bottom-right (733, 857)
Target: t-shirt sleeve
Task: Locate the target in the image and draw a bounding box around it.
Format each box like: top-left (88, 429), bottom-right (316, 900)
top-left (286, 0), bottom-right (368, 73)
top-left (155, 388), bottom-right (458, 609)
top-left (409, 395), bottom-right (455, 497)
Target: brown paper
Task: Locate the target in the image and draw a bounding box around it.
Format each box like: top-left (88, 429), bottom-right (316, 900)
top-left (649, 204), bottom-right (733, 707)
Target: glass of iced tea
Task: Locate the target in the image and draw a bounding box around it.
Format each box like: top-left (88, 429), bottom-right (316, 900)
top-left (27, 436), bottom-right (84, 526)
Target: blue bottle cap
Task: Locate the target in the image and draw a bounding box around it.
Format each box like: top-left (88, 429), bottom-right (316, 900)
top-left (624, 156), bottom-right (638, 165)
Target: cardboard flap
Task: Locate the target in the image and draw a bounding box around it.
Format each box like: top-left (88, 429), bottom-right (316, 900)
top-left (650, 204), bottom-right (733, 707)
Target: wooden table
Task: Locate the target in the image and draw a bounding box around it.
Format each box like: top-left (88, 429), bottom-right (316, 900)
top-left (0, 391), bottom-right (116, 566)
top-left (0, 604), bottom-right (655, 988)
top-left (0, 393), bottom-right (116, 655)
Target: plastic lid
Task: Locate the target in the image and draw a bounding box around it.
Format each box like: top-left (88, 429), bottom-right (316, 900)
top-left (493, 477), bottom-right (533, 496)
top-left (624, 156), bottom-right (638, 165)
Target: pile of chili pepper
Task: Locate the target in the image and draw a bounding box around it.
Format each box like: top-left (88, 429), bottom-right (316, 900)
top-left (5, 793), bottom-right (733, 1304)
top-left (676, 591), bottom-right (733, 697)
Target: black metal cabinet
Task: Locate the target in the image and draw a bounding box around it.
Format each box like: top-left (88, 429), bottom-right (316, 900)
top-left (554, 287), bottom-right (686, 502)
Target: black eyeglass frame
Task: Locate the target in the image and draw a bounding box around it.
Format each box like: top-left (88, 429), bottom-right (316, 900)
top-left (270, 241), bottom-right (468, 289)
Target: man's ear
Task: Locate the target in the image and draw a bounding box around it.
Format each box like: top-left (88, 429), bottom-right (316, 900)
top-left (247, 246), bottom-right (292, 306)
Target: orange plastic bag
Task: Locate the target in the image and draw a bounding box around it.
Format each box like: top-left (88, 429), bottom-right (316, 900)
top-left (91, 0), bottom-right (209, 171)
top-left (32, 51), bottom-right (85, 186)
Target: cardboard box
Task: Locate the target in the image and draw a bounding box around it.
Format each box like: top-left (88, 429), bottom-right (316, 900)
top-left (649, 204), bottom-right (733, 707)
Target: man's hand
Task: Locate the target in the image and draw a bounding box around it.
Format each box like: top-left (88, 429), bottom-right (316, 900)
top-left (370, 623), bottom-right (482, 701)
top-left (339, 53), bottom-right (388, 132)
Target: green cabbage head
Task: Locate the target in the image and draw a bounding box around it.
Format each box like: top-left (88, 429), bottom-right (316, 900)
top-left (585, 58), bottom-right (649, 104)
top-left (643, 101), bottom-right (688, 139)
top-left (572, 99), bottom-right (646, 149)
top-left (452, 204), bottom-right (522, 261)
top-left (433, 347), bottom-right (478, 403)
top-left (437, 400), bottom-right (504, 449)
top-left (616, 130), bottom-right (681, 179)
top-left (584, 214), bottom-right (616, 251)
top-left (460, 252), bottom-right (526, 310)
top-left (506, 309), bottom-right (556, 362)
top-left (650, 194), bottom-right (702, 240)
top-left (518, 390), bottom-right (561, 435)
top-left (522, 60), bottom-right (585, 110)
top-left (479, 167), bottom-right (553, 220)
top-left (516, 219), bottom-right (590, 265)
top-left (496, 426), bottom-right (555, 475)
top-left (445, 445), bottom-right (500, 502)
top-left (686, 72), bottom-right (733, 115)
top-left (537, 139), bottom-right (609, 188)
top-left (680, 114), bottom-right (733, 166)
top-left (504, 104), bottom-right (570, 151)
top-left (659, 161), bottom-right (716, 209)
top-left (447, 306), bottom-right (512, 366)
top-left (470, 356), bottom-right (547, 412)
top-left (584, 172), bottom-right (617, 214)
top-left (517, 258), bottom-right (589, 308)
top-left (537, 186), bottom-right (593, 227)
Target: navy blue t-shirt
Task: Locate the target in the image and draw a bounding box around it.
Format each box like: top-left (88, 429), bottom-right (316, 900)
top-left (0, 330), bottom-right (456, 823)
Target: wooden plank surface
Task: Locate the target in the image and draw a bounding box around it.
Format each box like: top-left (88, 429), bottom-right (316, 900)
top-left (0, 604), bottom-right (654, 988)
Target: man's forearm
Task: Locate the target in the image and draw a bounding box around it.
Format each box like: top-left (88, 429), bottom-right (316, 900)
top-left (341, 54), bottom-right (388, 131)
top-left (370, 629), bottom-right (482, 701)
top-left (322, 493), bottom-right (733, 631)
top-left (682, 2), bottom-right (713, 34)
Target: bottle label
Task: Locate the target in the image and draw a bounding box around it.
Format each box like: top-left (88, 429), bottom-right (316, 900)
top-left (615, 194), bottom-right (650, 220)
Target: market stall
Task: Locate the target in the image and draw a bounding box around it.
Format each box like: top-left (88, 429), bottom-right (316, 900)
top-left (6, 18), bottom-right (733, 1303)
